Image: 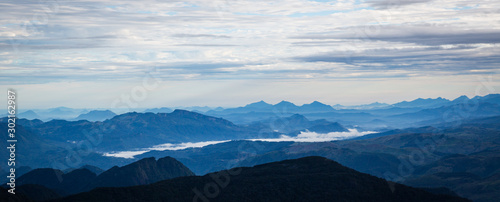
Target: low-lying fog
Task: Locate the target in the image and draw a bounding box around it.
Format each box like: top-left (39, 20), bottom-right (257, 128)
top-left (103, 129), bottom-right (374, 158)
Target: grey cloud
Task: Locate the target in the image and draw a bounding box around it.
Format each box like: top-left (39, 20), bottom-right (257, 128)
top-left (174, 44), bottom-right (239, 47)
top-left (171, 34), bottom-right (231, 38)
top-left (158, 62), bottom-right (248, 75)
top-left (367, 0), bottom-right (434, 9)
top-left (1, 0), bottom-right (498, 84)
top-left (291, 40), bottom-right (344, 47)
top-left (293, 46), bottom-right (500, 73)
top-left (291, 25), bottom-right (500, 46)
top-left (0, 39), bottom-right (109, 50)
top-left (362, 32), bottom-right (500, 46)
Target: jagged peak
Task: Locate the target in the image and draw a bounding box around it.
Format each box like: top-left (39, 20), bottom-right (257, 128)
top-left (245, 100), bottom-right (272, 108)
top-left (309, 101), bottom-right (327, 105)
top-left (275, 100), bottom-right (297, 106)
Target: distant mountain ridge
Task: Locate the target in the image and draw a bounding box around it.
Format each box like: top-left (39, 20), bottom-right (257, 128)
top-left (201, 94), bottom-right (500, 128)
top-left (333, 102), bottom-right (390, 110)
top-left (143, 107), bottom-right (173, 113)
top-left (391, 97), bottom-right (451, 108)
top-left (390, 94), bottom-right (500, 109)
top-left (208, 100), bottom-right (335, 114)
top-left (4, 94), bottom-right (499, 128)
top-left (247, 114), bottom-right (348, 134)
top-left (74, 110), bottom-right (116, 121)
top-left (244, 100), bottom-right (272, 109)
top-left (18, 110), bottom-right (42, 120)
top-left (85, 156), bottom-right (195, 190)
top-left (18, 109), bottom-right (276, 151)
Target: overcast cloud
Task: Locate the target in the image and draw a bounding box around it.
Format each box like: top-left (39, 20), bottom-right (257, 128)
top-left (0, 0), bottom-right (499, 108)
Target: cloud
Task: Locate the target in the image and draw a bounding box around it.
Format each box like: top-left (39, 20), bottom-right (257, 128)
top-left (102, 129), bottom-right (375, 158)
top-left (174, 44), bottom-right (239, 47)
top-left (1, 0), bottom-right (500, 107)
top-left (367, 0), bottom-right (435, 9)
top-left (103, 140), bottom-right (230, 158)
top-left (171, 34), bottom-right (231, 38)
top-left (292, 43), bottom-right (500, 75)
top-left (250, 129), bottom-right (375, 142)
top-left (292, 26), bottom-right (500, 46)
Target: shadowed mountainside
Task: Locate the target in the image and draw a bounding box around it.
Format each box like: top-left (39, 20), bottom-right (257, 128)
top-left (55, 156), bottom-right (469, 202)
top-left (14, 156), bottom-right (194, 198)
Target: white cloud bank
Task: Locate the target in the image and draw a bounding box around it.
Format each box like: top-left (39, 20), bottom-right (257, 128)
top-left (103, 129), bottom-right (374, 158)
top-left (103, 140), bottom-right (230, 158)
top-left (249, 129), bottom-right (375, 142)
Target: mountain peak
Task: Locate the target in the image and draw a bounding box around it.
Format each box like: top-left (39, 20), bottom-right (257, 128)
top-left (289, 113), bottom-right (308, 120)
top-left (135, 156), bottom-right (156, 164)
top-left (84, 110), bottom-right (114, 114)
top-left (21, 110), bottom-right (37, 114)
top-left (61, 156), bottom-right (469, 202)
top-left (245, 100), bottom-right (272, 108)
top-left (452, 95), bottom-right (470, 102)
top-left (310, 101), bottom-right (326, 106)
top-left (88, 156), bottom-right (195, 189)
top-left (171, 109), bottom-right (196, 114)
top-left (306, 122), bottom-right (349, 133)
top-left (170, 109), bottom-right (211, 118)
top-left (301, 101), bottom-right (334, 111)
top-left (18, 110), bottom-right (41, 120)
top-left (50, 106), bottom-right (73, 111)
top-left (144, 107), bottom-right (173, 113)
top-left (275, 100), bottom-right (297, 107)
top-left (75, 110), bottom-right (116, 121)
top-left (392, 97), bottom-right (451, 108)
top-left (277, 100), bottom-right (294, 104)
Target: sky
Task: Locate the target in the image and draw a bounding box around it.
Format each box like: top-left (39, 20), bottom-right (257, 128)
top-left (1, 0), bottom-right (499, 108)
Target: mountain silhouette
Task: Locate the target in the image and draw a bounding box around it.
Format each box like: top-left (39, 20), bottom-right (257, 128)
top-left (84, 156), bottom-right (194, 190)
top-left (55, 156), bottom-right (469, 202)
top-left (392, 97), bottom-right (451, 108)
top-left (25, 110), bottom-right (266, 151)
top-left (17, 168), bottom-right (97, 196)
top-left (74, 110), bottom-right (117, 121)
top-left (306, 122), bottom-right (349, 133)
top-left (15, 156), bottom-right (194, 199)
top-left (18, 110), bottom-right (41, 120)
top-left (300, 101), bottom-right (335, 112)
top-left (0, 187), bottom-right (32, 202)
top-left (244, 100), bottom-right (273, 109)
top-left (143, 107), bottom-right (173, 113)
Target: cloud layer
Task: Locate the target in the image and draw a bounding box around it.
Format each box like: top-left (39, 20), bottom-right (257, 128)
top-left (102, 129), bottom-right (374, 158)
top-left (250, 129), bottom-right (375, 142)
top-left (1, 0), bottom-right (499, 107)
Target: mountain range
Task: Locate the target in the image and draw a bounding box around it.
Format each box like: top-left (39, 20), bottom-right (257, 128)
top-left (4, 94), bottom-right (500, 131)
top-left (73, 110), bottom-right (117, 122)
top-left (13, 156), bottom-right (194, 200)
top-left (52, 156), bottom-right (468, 202)
top-left (126, 115), bottom-right (500, 202)
top-left (0, 109), bottom-right (350, 159)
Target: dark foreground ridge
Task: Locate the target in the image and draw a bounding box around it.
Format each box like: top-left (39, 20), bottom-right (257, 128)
top-left (54, 156), bottom-right (469, 202)
top-left (13, 156), bottom-right (194, 200)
